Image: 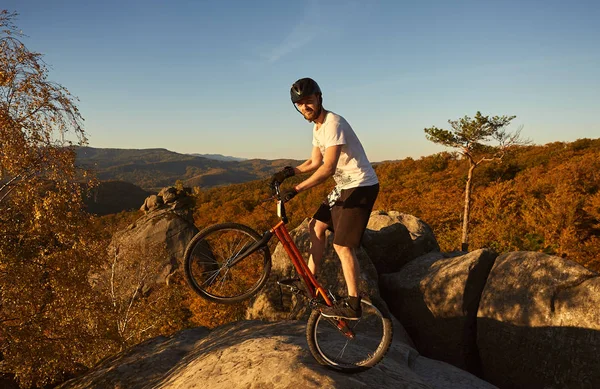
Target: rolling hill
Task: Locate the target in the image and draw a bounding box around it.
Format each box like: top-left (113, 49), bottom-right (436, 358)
top-left (75, 147), bottom-right (302, 192)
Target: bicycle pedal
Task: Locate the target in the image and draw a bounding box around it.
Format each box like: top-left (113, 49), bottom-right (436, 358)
top-left (281, 285), bottom-right (303, 295)
top-left (277, 277), bottom-right (301, 289)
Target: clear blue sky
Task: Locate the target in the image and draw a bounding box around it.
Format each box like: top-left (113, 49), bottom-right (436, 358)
top-left (5, 0), bottom-right (600, 161)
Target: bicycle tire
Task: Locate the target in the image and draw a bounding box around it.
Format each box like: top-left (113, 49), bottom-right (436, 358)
top-left (183, 222), bottom-right (271, 304)
top-left (305, 298), bottom-right (393, 373)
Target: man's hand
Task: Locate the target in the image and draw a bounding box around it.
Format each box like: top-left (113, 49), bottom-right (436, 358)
top-left (270, 166), bottom-right (295, 186)
top-left (281, 188), bottom-right (298, 203)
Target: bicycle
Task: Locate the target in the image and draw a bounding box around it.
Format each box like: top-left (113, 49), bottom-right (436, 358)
top-left (183, 182), bottom-right (393, 373)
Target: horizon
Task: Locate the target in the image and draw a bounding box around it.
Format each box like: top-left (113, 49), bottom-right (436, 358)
top-left (77, 135), bottom-right (598, 164)
top-left (5, 0), bottom-right (600, 161)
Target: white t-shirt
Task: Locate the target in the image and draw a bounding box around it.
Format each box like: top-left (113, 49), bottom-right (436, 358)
top-left (312, 111), bottom-right (379, 190)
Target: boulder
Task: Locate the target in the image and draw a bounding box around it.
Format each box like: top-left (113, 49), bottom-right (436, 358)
top-left (362, 211), bottom-right (440, 274)
top-left (390, 212), bottom-right (440, 257)
top-left (141, 186), bottom-right (194, 219)
top-left (380, 249), bottom-right (497, 374)
top-left (362, 212), bottom-right (414, 274)
top-left (141, 194), bottom-right (163, 212)
top-left (246, 218), bottom-right (387, 323)
top-left (477, 252), bottom-right (600, 389)
top-left (58, 321), bottom-right (497, 389)
top-left (110, 188), bottom-right (198, 286)
top-left (158, 187), bottom-right (178, 204)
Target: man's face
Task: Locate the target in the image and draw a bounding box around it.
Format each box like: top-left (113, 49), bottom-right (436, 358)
top-left (294, 94), bottom-right (320, 122)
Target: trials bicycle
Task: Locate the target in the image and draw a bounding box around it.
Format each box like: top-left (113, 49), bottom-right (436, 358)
top-left (183, 182), bottom-right (393, 372)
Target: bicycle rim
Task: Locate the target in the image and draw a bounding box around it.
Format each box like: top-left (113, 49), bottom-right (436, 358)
top-left (306, 299), bottom-right (393, 372)
top-left (184, 223), bottom-right (271, 304)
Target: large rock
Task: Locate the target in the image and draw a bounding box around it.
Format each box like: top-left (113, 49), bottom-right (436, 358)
top-left (363, 211), bottom-right (440, 274)
top-left (380, 249), bottom-right (497, 374)
top-left (392, 212), bottom-right (440, 257)
top-left (110, 187), bottom-right (198, 286)
top-left (246, 218), bottom-right (386, 322)
top-left (140, 186), bottom-right (194, 219)
top-left (362, 212), bottom-right (414, 274)
top-left (58, 321), bottom-right (497, 389)
top-left (477, 252), bottom-right (600, 389)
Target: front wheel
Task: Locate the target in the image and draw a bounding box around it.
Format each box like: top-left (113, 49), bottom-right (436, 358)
top-left (183, 223), bottom-right (271, 304)
top-left (306, 299), bottom-right (393, 373)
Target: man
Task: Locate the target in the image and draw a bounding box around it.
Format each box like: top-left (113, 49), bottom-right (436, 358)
top-left (271, 77), bottom-right (379, 319)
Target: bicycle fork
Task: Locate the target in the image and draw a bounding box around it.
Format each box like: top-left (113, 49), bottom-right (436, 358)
top-left (309, 298), bottom-right (356, 340)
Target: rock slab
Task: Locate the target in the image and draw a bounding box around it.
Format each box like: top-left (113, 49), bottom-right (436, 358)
top-left (380, 249), bottom-right (497, 373)
top-left (58, 321), bottom-right (497, 389)
top-left (477, 251), bottom-right (600, 389)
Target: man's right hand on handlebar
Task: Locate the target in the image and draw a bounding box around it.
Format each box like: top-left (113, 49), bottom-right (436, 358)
top-left (270, 166), bottom-right (295, 186)
top-left (280, 188), bottom-right (298, 203)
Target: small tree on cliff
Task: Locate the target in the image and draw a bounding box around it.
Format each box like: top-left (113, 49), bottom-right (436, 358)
top-left (424, 111), bottom-right (526, 251)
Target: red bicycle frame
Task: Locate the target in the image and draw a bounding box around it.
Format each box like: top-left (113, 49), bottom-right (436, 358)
top-left (270, 220), bottom-right (333, 306)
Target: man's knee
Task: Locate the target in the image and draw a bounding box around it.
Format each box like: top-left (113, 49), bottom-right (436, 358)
top-left (333, 243), bottom-right (353, 257)
top-left (309, 218), bottom-right (327, 238)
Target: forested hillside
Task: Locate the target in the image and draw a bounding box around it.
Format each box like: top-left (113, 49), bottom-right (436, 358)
top-left (75, 147), bottom-right (301, 192)
top-left (190, 138), bottom-right (600, 272)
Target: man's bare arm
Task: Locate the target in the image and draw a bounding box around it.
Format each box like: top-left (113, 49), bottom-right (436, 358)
top-left (295, 145), bottom-right (342, 192)
top-left (294, 146), bottom-right (323, 174)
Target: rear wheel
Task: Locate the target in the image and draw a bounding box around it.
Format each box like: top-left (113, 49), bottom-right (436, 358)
top-left (183, 223), bottom-right (271, 304)
top-left (306, 299), bottom-right (393, 373)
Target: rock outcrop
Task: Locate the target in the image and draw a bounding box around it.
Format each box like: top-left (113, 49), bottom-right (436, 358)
top-left (58, 321), bottom-right (497, 389)
top-left (477, 252), bottom-right (600, 389)
top-left (382, 248), bottom-right (600, 389)
top-left (363, 211), bottom-right (440, 274)
top-left (380, 249), bottom-right (496, 374)
top-left (110, 187), bottom-right (198, 286)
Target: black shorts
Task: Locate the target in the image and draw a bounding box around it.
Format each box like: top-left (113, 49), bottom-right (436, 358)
top-left (312, 184), bottom-right (379, 248)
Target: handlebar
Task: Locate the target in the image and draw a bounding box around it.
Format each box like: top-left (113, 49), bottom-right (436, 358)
top-left (268, 181), bottom-right (288, 223)
top-left (271, 181), bottom-right (282, 198)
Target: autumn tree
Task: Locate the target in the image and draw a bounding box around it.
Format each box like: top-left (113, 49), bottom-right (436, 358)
top-left (92, 240), bottom-right (188, 350)
top-left (424, 111), bottom-right (526, 251)
top-left (0, 10), bottom-right (110, 387)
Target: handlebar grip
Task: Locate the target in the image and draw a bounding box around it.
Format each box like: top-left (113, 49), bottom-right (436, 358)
top-left (271, 181), bottom-right (281, 197)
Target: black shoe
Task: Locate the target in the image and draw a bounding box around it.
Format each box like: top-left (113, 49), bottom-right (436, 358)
top-left (320, 297), bottom-right (362, 320)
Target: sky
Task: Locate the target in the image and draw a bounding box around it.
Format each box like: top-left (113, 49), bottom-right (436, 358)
top-left (4, 0), bottom-right (600, 162)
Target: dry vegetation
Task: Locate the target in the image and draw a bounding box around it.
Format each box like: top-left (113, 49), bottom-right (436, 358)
top-left (2, 8), bottom-right (600, 388)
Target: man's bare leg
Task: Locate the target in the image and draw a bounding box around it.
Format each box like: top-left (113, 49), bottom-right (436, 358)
top-left (308, 218), bottom-right (328, 275)
top-left (333, 244), bottom-right (360, 297)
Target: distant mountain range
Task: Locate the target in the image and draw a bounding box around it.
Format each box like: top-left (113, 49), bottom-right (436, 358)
top-left (189, 153), bottom-right (247, 162)
top-left (75, 147), bottom-right (302, 193)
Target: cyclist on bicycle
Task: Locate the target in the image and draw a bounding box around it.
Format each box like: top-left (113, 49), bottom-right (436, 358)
top-left (271, 77), bottom-right (379, 320)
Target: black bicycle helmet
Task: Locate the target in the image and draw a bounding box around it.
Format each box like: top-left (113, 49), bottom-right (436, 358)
top-left (290, 78), bottom-right (321, 103)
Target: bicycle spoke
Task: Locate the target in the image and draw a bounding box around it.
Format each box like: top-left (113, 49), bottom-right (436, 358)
top-left (217, 267), bottom-right (232, 291)
top-left (202, 269), bottom-right (221, 287)
top-left (232, 235), bottom-right (245, 258)
top-left (336, 341), bottom-right (350, 361)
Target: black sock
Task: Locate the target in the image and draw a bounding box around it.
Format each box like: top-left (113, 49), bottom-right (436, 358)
top-left (347, 296), bottom-right (361, 310)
